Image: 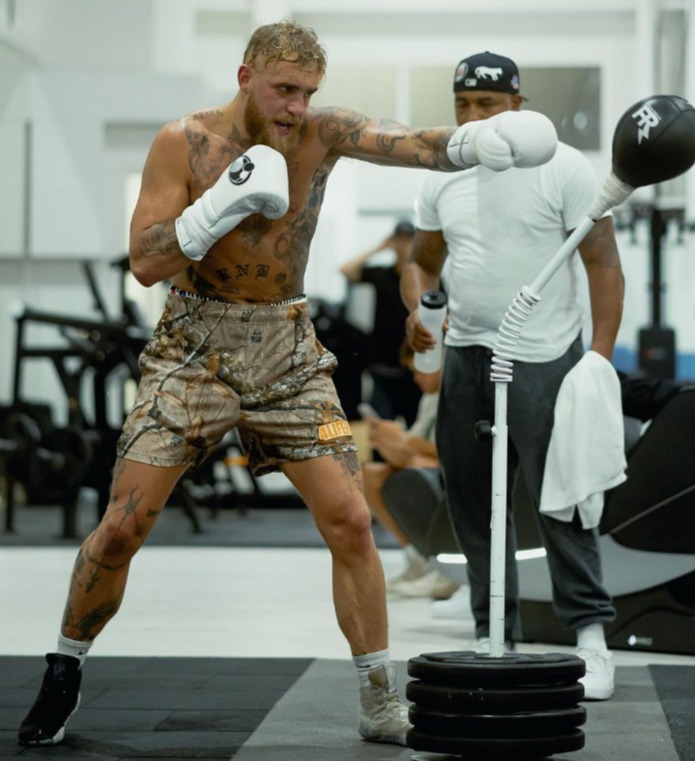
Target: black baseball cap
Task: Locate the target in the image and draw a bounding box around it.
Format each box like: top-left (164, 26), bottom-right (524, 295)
top-left (453, 51), bottom-right (523, 96)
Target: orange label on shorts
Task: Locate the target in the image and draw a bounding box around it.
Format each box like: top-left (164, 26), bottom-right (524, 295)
top-left (318, 420), bottom-right (352, 441)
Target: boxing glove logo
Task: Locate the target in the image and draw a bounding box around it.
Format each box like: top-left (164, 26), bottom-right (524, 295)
top-left (228, 154), bottom-right (255, 185)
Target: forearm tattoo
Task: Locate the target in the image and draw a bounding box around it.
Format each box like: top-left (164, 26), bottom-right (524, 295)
top-left (139, 221), bottom-right (180, 258)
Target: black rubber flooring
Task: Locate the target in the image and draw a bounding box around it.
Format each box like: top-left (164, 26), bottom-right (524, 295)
top-left (650, 664), bottom-right (695, 761)
top-left (0, 656), bottom-right (312, 760)
top-left (1, 657), bottom-right (690, 761)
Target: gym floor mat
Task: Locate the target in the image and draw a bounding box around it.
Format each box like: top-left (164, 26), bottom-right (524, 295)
top-left (0, 656), bottom-right (311, 760)
top-left (649, 664), bottom-right (695, 761)
top-left (0, 657), bottom-right (685, 760)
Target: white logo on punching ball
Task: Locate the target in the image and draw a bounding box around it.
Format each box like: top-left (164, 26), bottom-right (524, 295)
top-left (228, 154), bottom-right (255, 185)
top-left (632, 104), bottom-right (661, 144)
top-left (475, 66), bottom-right (504, 81)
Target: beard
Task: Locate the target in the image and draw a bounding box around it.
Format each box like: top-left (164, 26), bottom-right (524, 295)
top-left (244, 92), bottom-right (299, 158)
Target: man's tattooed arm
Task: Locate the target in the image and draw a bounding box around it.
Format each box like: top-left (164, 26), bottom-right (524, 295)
top-left (137, 220), bottom-right (181, 259)
top-left (313, 106), bottom-right (456, 171)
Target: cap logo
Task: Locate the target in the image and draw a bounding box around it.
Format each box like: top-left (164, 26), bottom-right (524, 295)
top-left (475, 65), bottom-right (504, 82)
top-left (454, 62), bottom-right (468, 83)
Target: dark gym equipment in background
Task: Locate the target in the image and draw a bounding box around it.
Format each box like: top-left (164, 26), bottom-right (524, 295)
top-left (615, 202), bottom-right (695, 379)
top-left (514, 379), bottom-right (695, 655)
top-left (0, 259), bottom-right (150, 537)
top-left (0, 258), bottom-right (304, 539)
top-left (311, 298), bottom-right (368, 422)
top-left (638, 205), bottom-right (677, 378)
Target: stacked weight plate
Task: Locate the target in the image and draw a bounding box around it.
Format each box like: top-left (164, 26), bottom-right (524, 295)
top-left (406, 651), bottom-right (587, 758)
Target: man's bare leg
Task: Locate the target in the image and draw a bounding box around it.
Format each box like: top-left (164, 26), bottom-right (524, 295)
top-left (18, 458), bottom-right (186, 746)
top-left (62, 459), bottom-right (187, 641)
top-left (282, 451), bottom-right (388, 654)
top-left (282, 451), bottom-right (410, 745)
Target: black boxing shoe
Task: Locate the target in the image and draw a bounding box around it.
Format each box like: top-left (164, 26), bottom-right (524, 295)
top-left (18, 653), bottom-right (82, 746)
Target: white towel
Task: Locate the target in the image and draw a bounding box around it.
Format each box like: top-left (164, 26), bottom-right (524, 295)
top-left (539, 351), bottom-right (627, 528)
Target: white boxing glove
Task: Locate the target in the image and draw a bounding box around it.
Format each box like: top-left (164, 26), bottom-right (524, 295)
top-left (447, 110), bottom-right (558, 172)
top-left (175, 144), bottom-right (289, 261)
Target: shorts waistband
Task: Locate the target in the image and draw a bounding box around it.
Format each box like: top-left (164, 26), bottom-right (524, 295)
top-left (170, 287), bottom-right (307, 307)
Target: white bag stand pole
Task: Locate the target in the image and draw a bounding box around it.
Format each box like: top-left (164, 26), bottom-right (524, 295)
top-left (484, 93), bottom-right (695, 651)
top-left (487, 217), bottom-right (597, 658)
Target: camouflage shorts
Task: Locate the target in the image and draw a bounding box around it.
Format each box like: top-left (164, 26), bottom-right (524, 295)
top-left (117, 290), bottom-right (357, 475)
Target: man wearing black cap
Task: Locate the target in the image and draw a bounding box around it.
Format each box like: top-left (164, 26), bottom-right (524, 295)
top-left (402, 52), bottom-right (624, 701)
top-left (341, 220), bottom-right (422, 428)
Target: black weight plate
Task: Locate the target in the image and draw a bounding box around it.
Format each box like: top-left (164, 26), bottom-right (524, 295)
top-left (409, 705), bottom-right (586, 738)
top-left (407, 728), bottom-right (585, 757)
top-left (406, 679), bottom-right (585, 711)
top-left (408, 651), bottom-right (585, 687)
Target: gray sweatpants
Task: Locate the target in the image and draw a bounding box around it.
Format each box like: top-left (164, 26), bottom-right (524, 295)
top-left (436, 336), bottom-right (616, 642)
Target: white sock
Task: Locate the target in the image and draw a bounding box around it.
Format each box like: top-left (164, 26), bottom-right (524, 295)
top-left (57, 633), bottom-right (92, 666)
top-left (576, 623), bottom-right (607, 652)
top-left (353, 648), bottom-right (390, 688)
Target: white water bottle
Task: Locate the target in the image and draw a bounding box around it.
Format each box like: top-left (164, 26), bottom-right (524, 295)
top-left (414, 290), bottom-right (447, 373)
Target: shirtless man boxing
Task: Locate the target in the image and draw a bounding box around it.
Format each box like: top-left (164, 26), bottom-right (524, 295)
top-left (18, 19), bottom-right (556, 748)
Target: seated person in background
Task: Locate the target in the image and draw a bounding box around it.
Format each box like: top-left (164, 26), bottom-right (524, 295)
top-left (362, 346), bottom-right (459, 600)
top-left (341, 220), bottom-right (422, 427)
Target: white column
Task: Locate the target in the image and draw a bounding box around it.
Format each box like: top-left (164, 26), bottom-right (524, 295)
top-left (634, 0), bottom-right (658, 96)
top-left (632, 0), bottom-right (658, 206)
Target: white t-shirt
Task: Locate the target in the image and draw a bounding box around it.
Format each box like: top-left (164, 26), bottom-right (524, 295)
top-left (416, 141), bottom-right (601, 362)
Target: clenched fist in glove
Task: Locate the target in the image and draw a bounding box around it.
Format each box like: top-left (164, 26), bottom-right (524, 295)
top-left (447, 110), bottom-right (558, 172)
top-left (175, 144), bottom-right (289, 261)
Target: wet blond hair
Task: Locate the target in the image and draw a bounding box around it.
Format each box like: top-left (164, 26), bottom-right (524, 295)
top-left (243, 19), bottom-right (327, 81)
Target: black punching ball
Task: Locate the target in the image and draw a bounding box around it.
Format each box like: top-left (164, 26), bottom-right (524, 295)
top-left (612, 95), bottom-right (695, 187)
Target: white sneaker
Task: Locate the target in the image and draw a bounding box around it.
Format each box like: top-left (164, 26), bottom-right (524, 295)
top-left (358, 664), bottom-right (410, 746)
top-left (577, 647), bottom-right (614, 700)
top-left (390, 569), bottom-right (460, 600)
top-left (385, 548), bottom-right (429, 592)
top-left (431, 585), bottom-right (471, 620)
top-left (471, 637), bottom-right (516, 655)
